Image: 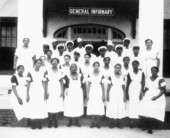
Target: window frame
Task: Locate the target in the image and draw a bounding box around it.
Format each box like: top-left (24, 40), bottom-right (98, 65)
top-left (0, 17), bottom-right (17, 48)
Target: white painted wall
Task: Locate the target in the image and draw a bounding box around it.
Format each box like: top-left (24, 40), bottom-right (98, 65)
top-left (17, 0), bottom-right (43, 50)
top-left (0, 0), bottom-right (18, 17)
top-left (138, 0), bottom-right (164, 76)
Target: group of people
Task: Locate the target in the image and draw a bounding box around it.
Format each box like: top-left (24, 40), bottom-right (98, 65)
top-left (10, 37), bottom-right (166, 134)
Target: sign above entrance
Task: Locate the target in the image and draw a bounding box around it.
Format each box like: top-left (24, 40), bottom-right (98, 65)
top-left (69, 7), bottom-right (114, 16)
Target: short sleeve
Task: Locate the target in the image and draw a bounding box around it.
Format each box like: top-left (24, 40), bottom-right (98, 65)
top-left (156, 52), bottom-right (160, 59)
top-left (159, 79), bottom-right (166, 87)
top-left (15, 48), bottom-right (21, 57)
top-left (27, 72), bottom-right (33, 82)
top-left (11, 75), bottom-right (18, 86)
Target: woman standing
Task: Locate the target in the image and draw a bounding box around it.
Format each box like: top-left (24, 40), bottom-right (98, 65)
top-left (126, 60), bottom-right (145, 128)
top-left (101, 57), bottom-right (112, 108)
top-left (80, 53), bottom-right (93, 117)
top-left (10, 65), bottom-right (29, 121)
top-left (139, 66), bottom-right (166, 134)
top-left (87, 62), bottom-right (105, 128)
top-left (46, 58), bottom-right (63, 128)
top-left (26, 59), bottom-right (48, 129)
top-left (106, 63), bottom-right (126, 128)
top-left (63, 63), bottom-right (84, 127)
top-left (143, 39), bottom-right (160, 78)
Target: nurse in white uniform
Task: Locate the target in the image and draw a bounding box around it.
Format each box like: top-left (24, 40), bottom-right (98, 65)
top-left (139, 66), bottom-right (166, 134)
top-left (46, 58), bottom-right (63, 128)
top-left (10, 65), bottom-right (29, 121)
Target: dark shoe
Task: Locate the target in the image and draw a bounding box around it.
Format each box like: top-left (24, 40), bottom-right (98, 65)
top-left (130, 123), bottom-right (134, 129)
top-left (31, 124), bottom-right (36, 129)
top-left (142, 126), bottom-right (147, 131)
top-left (90, 123), bottom-right (95, 128)
top-left (54, 121), bottom-right (58, 128)
top-left (139, 122), bottom-right (146, 130)
top-left (37, 121), bottom-right (42, 129)
top-left (27, 119), bottom-right (31, 127)
top-left (109, 123), bottom-right (114, 129)
top-left (67, 121), bottom-right (72, 127)
top-left (31, 121), bottom-right (36, 130)
top-left (48, 120), bottom-right (53, 128)
top-left (147, 129), bottom-right (153, 134)
top-left (75, 121), bottom-right (81, 127)
top-left (117, 123), bottom-right (123, 129)
top-left (96, 123), bottom-right (101, 129)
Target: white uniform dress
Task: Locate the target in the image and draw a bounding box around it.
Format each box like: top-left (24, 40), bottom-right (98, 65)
top-left (60, 64), bottom-right (70, 76)
top-left (127, 70), bottom-right (144, 119)
top-left (143, 49), bottom-right (159, 78)
top-left (139, 77), bottom-right (166, 122)
top-left (80, 62), bottom-right (92, 81)
top-left (122, 65), bottom-right (132, 82)
top-left (105, 51), bottom-right (117, 66)
top-left (64, 74), bottom-right (84, 117)
top-left (46, 67), bottom-right (64, 113)
top-left (10, 74), bottom-right (28, 120)
top-left (101, 66), bottom-right (113, 106)
top-left (122, 48), bottom-right (132, 58)
top-left (106, 74), bottom-right (126, 119)
top-left (87, 71), bottom-right (105, 116)
top-left (89, 53), bottom-right (97, 64)
top-left (55, 52), bottom-right (65, 65)
top-left (52, 49), bottom-right (59, 57)
top-left (114, 54), bottom-right (124, 66)
top-left (15, 47), bottom-right (35, 74)
top-left (97, 56), bottom-right (105, 67)
top-left (26, 68), bottom-right (48, 119)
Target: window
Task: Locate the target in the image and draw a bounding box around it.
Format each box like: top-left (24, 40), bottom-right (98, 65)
top-left (0, 18), bottom-right (17, 72)
top-left (88, 28), bottom-right (91, 33)
top-left (83, 28), bottom-right (86, 33)
top-left (163, 20), bottom-right (170, 77)
top-left (93, 28), bottom-right (97, 34)
top-left (53, 24), bottom-right (125, 43)
top-left (0, 24), bottom-right (17, 47)
top-left (71, 24), bottom-right (108, 40)
top-left (78, 28), bottom-right (81, 33)
top-left (112, 29), bottom-right (125, 39)
top-left (54, 28), bottom-right (67, 39)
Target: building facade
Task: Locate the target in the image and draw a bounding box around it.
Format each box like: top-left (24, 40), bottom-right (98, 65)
top-left (0, 0), bottom-right (169, 91)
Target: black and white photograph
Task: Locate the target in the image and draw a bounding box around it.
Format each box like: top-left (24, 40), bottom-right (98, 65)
top-left (0, 0), bottom-right (170, 138)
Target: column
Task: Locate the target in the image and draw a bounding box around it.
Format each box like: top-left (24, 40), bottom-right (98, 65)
top-left (138, 0), bottom-right (164, 76)
top-left (17, 0), bottom-right (43, 51)
top-left (108, 28), bottom-right (112, 40)
top-left (67, 27), bottom-right (72, 40)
